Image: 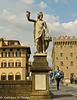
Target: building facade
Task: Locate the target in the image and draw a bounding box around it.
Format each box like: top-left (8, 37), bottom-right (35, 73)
top-left (52, 36), bottom-right (77, 82)
top-left (0, 37), bottom-right (31, 80)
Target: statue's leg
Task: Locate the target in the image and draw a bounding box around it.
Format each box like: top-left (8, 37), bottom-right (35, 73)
top-left (42, 30), bottom-right (46, 53)
top-left (42, 39), bottom-right (45, 53)
top-left (39, 36), bottom-right (42, 53)
top-left (35, 39), bottom-right (40, 53)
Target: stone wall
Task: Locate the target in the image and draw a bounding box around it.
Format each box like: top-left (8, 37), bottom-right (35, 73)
top-left (52, 36), bottom-right (77, 79)
top-left (0, 80), bottom-right (32, 100)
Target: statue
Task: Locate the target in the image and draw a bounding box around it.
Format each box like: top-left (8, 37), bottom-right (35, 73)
top-left (26, 11), bottom-right (52, 54)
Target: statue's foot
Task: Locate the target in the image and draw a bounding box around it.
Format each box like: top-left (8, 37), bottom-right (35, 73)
top-left (43, 51), bottom-right (47, 54)
top-left (34, 51), bottom-right (40, 54)
top-left (34, 52), bottom-right (37, 54)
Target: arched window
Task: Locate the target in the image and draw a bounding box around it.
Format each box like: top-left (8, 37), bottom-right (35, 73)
top-left (15, 72), bottom-right (21, 80)
top-left (15, 60), bottom-right (21, 67)
top-left (1, 60), bottom-right (7, 67)
top-left (8, 60), bottom-right (14, 67)
top-left (1, 73), bottom-right (6, 80)
top-left (8, 72), bottom-right (14, 80)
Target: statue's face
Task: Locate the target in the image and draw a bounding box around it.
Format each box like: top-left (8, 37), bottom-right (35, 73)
top-left (39, 15), bottom-right (43, 20)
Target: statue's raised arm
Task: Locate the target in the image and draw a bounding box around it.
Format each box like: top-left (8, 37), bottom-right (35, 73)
top-left (26, 11), bottom-right (36, 22)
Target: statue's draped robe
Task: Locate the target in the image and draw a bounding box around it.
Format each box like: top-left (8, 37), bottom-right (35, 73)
top-left (34, 19), bottom-right (45, 45)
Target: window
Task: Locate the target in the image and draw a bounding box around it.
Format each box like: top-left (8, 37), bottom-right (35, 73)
top-left (70, 45), bottom-right (72, 48)
top-left (71, 61), bottom-right (73, 66)
top-left (60, 53), bottom-right (63, 57)
top-left (8, 75), bottom-right (14, 80)
top-left (66, 66), bottom-right (68, 69)
top-left (70, 53), bottom-right (73, 57)
top-left (1, 73), bottom-right (6, 80)
top-left (8, 52), bottom-right (14, 57)
top-left (8, 62), bottom-right (14, 67)
top-left (65, 42), bottom-right (67, 45)
top-left (8, 42), bottom-right (14, 45)
top-left (1, 75), bottom-right (6, 80)
top-left (56, 57), bottom-right (58, 60)
top-left (3, 49), bottom-right (5, 51)
top-left (11, 42), bottom-right (14, 45)
top-left (55, 42), bottom-right (56, 45)
top-left (16, 52), bottom-right (21, 57)
top-left (15, 75), bottom-right (21, 80)
top-left (63, 42), bottom-right (64, 45)
top-left (15, 72), bottom-right (21, 80)
top-left (16, 62), bottom-right (21, 67)
top-left (61, 61), bottom-right (63, 66)
top-left (70, 73), bottom-right (74, 78)
top-left (61, 46), bottom-right (63, 49)
top-left (1, 62), bottom-right (7, 67)
top-left (1, 52), bottom-right (7, 57)
top-left (17, 49), bottom-right (20, 51)
top-left (8, 73), bottom-right (14, 80)
top-left (66, 57), bottom-right (68, 60)
top-left (10, 49), bottom-right (13, 51)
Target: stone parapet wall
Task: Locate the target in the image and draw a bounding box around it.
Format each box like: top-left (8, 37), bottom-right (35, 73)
top-left (0, 80), bottom-right (32, 100)
top-left (53, 36), bottom-right (77, 40)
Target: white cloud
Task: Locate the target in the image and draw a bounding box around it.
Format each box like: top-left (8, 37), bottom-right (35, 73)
top-left (44, 14), bottom-right (59, 23)
top-left (62, 0), bottom-right (68, 4)
top-left (0, 26), bottom-right (4, 30)
top-left (47, 20), bottom-right (77, 37)
top-left (0, 9), bottom-right (34, 44)
top-left (41, 12), bottom-right (77, 37)
top-left (16, 0), bottom-right (39, 15)
top-left (54, 0), bottom-right (68, 4)
top-left (22, 0), bottom-right (35, 4)
top-left (54, 0), bottom-right (59, 3)
top-left (72, 13), bottom-right (77, 17)
top-left (38, 2), bottom-right (47, 9)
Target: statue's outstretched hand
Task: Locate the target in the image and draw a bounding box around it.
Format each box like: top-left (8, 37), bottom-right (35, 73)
top-left (26, 11), bottom-right (30, 18)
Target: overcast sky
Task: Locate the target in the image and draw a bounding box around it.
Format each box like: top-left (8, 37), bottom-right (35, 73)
top-left (0, 0), bottom-right (77, 67)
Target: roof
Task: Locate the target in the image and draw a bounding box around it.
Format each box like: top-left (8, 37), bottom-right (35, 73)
top-left (0, 45), bottom-right (31, 54)
top-left (0, 39), bottom-right (20, 42)
top-left (4, 40), bottom-right (20, 44)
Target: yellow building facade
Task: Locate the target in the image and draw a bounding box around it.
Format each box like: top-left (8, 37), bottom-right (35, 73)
top-left (52, 36), bottom-right (77, 82)
top-left (0, 37), bottom-right (31, 80)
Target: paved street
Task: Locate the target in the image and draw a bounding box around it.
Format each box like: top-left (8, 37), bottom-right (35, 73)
top-left (49, 84), bottom-right (77, 100)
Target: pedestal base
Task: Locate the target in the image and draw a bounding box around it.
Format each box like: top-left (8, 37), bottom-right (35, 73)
top-left (30, 54), bottom-right (51, 100)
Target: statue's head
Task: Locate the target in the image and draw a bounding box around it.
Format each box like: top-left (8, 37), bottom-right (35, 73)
top-left (37, 12), bottom-right (43, 19)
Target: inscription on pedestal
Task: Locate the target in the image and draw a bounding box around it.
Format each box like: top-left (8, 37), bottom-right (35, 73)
top-left (35, 75), bottom-right (46, 90)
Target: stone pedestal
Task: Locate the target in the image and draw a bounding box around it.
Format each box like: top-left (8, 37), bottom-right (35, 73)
top-left (30, 53), bottom-right (51, 100)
